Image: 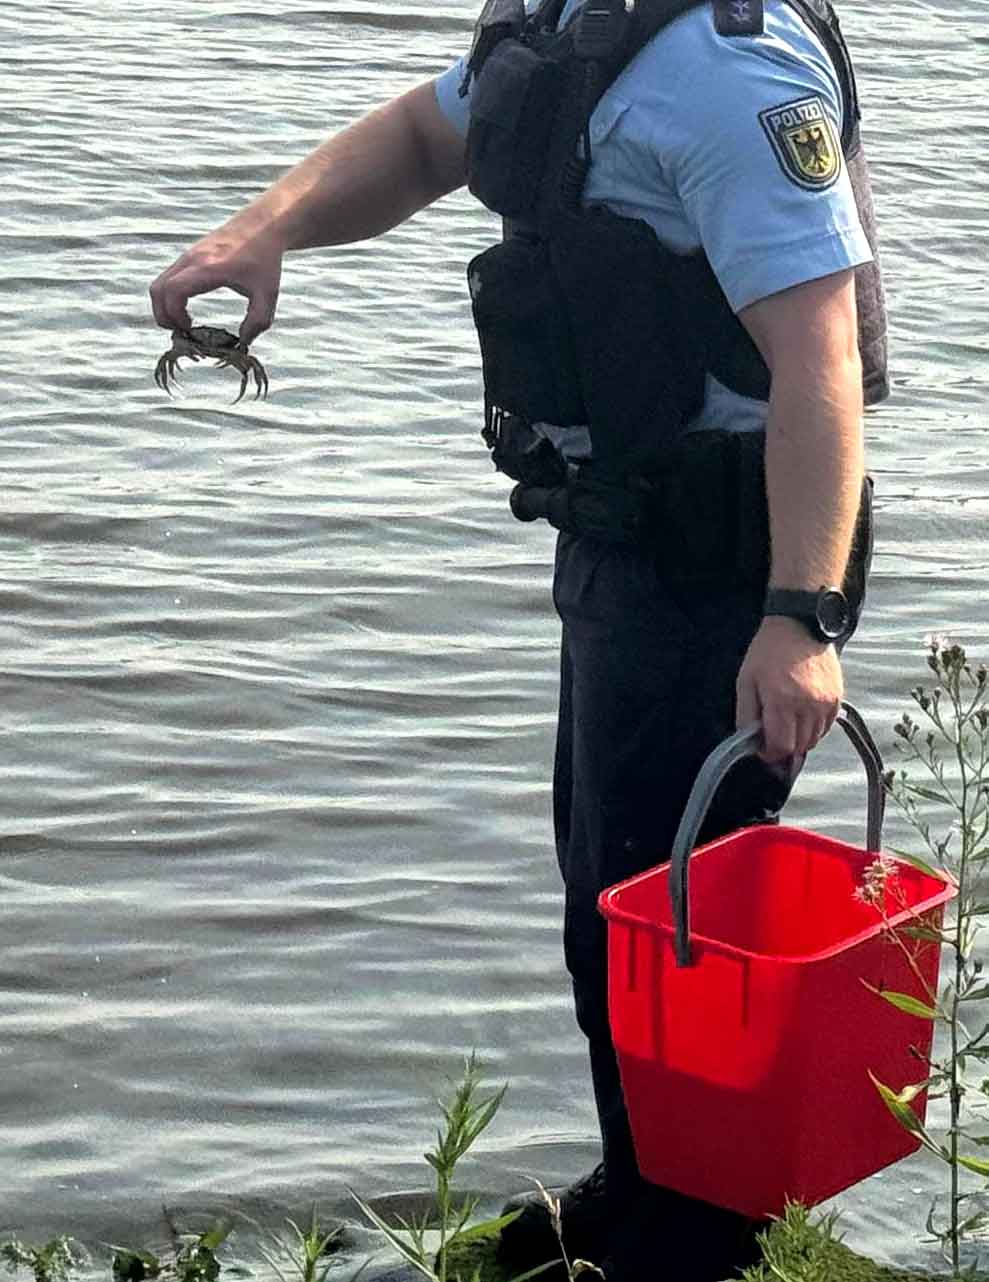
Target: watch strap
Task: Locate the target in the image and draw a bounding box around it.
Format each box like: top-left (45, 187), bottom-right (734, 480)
top-left (763, 586), bottom-right (850, 643)
top-left (763, 588), bottom-right (823, 616)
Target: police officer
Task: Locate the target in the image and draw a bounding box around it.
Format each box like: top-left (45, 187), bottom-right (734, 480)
top-left (150, 0), bottom-right (881, 1276)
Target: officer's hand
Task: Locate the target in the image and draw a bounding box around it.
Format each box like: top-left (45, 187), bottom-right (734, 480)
top-left (735, 616), bottom-right (843, 762)
top-left (150, 220), bottom-right (284, 347)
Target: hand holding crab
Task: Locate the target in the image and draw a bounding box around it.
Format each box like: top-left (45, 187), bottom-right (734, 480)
top-left (154, 325), bottom-right (270, 403)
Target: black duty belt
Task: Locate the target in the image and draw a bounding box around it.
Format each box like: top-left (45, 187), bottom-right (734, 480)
top-left (502, 426), bottom-right (874, 615)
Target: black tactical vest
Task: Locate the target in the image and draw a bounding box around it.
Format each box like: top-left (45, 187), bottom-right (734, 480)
top-left (464, 0), bottom-right (888, 477)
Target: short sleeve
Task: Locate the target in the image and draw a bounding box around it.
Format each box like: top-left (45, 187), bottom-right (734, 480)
top-left (434, 56), bottom-right (471, 138)
top-left (655, 6), bottom-right (873, 312)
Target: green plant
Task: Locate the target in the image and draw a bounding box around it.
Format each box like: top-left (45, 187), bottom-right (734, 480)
top-left (0, 1238), bottom-right (81, 1282)
top-left (739, 1203), bottom-right (841, 1282)
top-left (157, 1216), bottom-right (232, 1282)
top-left (864, 639), bottom-right (989, 1274)
top-left (352, 1053), bottom-right (557, 1282)
top-left (738, 1203), bottom-right (956, 1282)
top-left (242, 1205), bottom-right (362, 1282)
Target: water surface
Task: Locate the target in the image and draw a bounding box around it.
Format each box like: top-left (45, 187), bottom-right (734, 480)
top-left (1, 0), bottom-right (987, 1272)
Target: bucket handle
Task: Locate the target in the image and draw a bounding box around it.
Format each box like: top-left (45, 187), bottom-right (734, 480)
top-left (670, 701), bottom-right (886, 967)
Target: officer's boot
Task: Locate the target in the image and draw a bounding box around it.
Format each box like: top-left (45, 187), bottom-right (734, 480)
top-left (598, 1188), bottom-right (767, 1282)
top-left (496, 1163), bottom-right (610, 1277)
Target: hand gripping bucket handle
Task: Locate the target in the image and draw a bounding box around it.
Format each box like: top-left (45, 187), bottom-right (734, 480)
top-left (670, 701), bottom-right (886, 966)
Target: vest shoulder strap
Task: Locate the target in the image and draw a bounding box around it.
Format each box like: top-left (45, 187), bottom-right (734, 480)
top-left (596, 0), bottom-right (707, 108)
top-left (542, 0), bottom-right (858, 220)
top-left (541, 0), bottom-right (706, 221)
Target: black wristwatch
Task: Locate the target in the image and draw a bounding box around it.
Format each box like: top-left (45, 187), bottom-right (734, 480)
top-left (763, 586), bottom-right (851, 643)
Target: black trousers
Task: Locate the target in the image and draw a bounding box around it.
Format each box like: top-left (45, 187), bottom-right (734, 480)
top-left (552, 530), bottom-right (799, 1268)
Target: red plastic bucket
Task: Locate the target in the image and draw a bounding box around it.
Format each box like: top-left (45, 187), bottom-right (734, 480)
top-left (597, 705), bottom-right (956, 1219)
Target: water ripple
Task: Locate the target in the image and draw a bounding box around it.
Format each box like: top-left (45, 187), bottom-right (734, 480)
top-left (0, 0), bottom-right (985, 1266)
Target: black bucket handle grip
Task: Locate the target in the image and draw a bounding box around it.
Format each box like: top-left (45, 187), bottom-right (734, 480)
top-left (670, 701), bottom-right (886, 967)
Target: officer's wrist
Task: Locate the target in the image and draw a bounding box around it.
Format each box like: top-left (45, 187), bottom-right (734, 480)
top-left (758, 614), bottom-right (831, 649)
top-left (763, 584), bottom-right (851, 643)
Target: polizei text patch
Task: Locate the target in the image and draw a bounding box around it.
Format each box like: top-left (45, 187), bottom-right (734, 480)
top-left (758, 95), bottom-right (841, 190)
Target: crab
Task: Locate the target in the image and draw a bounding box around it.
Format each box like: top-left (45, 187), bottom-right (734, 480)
top-left (154, 325), bottom-right (269, 403)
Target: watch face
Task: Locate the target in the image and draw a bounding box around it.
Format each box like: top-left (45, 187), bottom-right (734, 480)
top-left (817, 588), bottom-right (851, 639)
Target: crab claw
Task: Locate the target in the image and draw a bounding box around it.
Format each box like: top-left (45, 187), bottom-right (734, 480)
top-left (154, 352), bottom-right (182, 395)
top-left (215, 352), bottom-right (269, 404)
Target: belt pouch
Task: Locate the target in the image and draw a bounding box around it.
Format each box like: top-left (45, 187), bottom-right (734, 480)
top-left (659, 430), bottom-right (768, 584)
top-left (467, 41), bottom-right (563, 219)
top-left (657, 430), bottom-right (740, 580)
top-left (468, 235), bottom-right (585, 425)
top-left (733, 429), bottom-right (771, 583)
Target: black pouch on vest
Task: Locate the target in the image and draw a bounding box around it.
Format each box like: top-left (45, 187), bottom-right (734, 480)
top-left (461, 0), bottom-right (526, 96)
top-left (466, 40), bottom-right (565, 220)
top-left (549, 207), bottom-right (708, 472)
top-left (468, 235), bottom-right (585, 425)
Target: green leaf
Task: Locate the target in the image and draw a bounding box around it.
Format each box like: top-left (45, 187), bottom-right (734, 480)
top-left (869, 1073), bottom-right (932, 1141)
top-left (900, 784), bottom-right (953, 805)
top-left (349, 1193), bottom-right (434, 1281)
top-left (198, 1227), bottom-right (231, 1253)
top-left (862, 986), bottom-right (937, 1019)
top-left (962, 983), bottom-right (989, 1003)
top-left (447, 1197), bottom-right (479, 1240)
top-left (899, 923), bottom-right (949, 945)
top-left (956, 1210), bottom-right (989, 1237)
top-left (464, 1088), bottom-right (507, 1147)
top-left (884, 848), bottom-right (946, 880)
top-left (446, 1212), bottom-right (521, 1246)
top-left (958, 1154), bottom-right (989, 1176)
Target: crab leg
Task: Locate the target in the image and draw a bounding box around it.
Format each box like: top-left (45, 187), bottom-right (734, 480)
top-left (155, 354), bottom-right (178, 394)
top-left (215, 354), bottom-right (269, 403)
top-left (215, 355), bottom-right (247, 404)
top-left (156, 336), bottom-right (269, 402)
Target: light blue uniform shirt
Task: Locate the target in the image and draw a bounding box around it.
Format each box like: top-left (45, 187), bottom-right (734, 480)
top-left (434, 0), bottom-right (874, 435)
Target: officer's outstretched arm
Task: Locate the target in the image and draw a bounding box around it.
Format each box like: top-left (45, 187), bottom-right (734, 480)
top-left (150, 82), bottom-right (467, 345)
top-left (734, 267), bottom-right (864, 763)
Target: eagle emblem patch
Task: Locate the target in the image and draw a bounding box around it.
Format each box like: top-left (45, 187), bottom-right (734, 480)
top-left (758, 96), bottom-right (841, 190)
